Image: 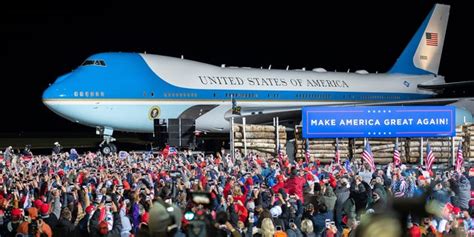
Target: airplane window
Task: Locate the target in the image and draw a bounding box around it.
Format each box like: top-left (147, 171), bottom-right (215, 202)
top-left (74, 91), bottom-right (78, 97)
top-left (81, 60), bottom-right (95, 66)
top-left (151, 92), bottom-right (155, 97)
top-left (100, 92), bottom-right (105, 97)
top-left (95, 92), bottom-right (100, 97)
top-left (85, 92), bottom-right (89, 97)
top-left (81, 59), bottom-right (106, 66)
top-left (79, 91), bottom-right (84, 97)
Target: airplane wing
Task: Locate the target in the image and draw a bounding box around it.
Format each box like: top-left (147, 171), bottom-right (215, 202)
top-left (224, 97), bottom-right (474, 129)
top-left (418, 80), bottom-right (474, 92)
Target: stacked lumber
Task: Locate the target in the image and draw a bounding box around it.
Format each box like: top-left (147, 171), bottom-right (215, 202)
top-left (403, 126), bottom-right (464, 164)
top-left (294, 126), bottom-right (469, 165)
top-left (352, 138), bottom-right (407, 165)
top-left (233, 124), bottom-right (287, 157)
top-left (294, 126), bottom-right (349, 164)
top-left (463, 124), bottom-right (474, 163)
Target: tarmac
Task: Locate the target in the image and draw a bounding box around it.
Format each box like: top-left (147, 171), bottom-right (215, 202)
top-left (0, 131), bottom-right (152, 154)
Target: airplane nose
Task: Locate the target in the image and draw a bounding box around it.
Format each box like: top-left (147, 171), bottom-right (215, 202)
top-left (42, 84), bottom-right (56, 100)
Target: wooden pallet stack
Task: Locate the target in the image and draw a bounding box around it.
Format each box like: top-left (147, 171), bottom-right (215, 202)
top-left (233, 124), bottom-right (286, 158)
top-left (294, 126), bottom-right (349, 164)
top-left (293, 125), bottom-right (470, 165)
top-left (352, 138), bottom-right (407, 165)
top-left (405, 126), bottom-right (464, 164)
top-left (463, 124), bottom-right (474, 163)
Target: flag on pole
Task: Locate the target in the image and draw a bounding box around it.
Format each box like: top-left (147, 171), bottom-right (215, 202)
top-left (393, 141), bottom-right (401, 167)
top-left (23, 192), bottom-right (31, 209)
top-left (169, 146), bottom-right (178, 156)
top-left (455, 142), bottom-right (464, 173)
top-left (344, 159), bottom-right (352, 173)
top-left (335, 138), bottom-right (340, 165)
top-left (305, 139), bottom-right (311, 164)
top-left (425, 143), bottom-right (436, 172)
top-left (361, 141), bottom-right (376, 172)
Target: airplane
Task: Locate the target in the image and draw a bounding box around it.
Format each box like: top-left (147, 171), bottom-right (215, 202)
top-left (42, 4), bottom-right (473, 154)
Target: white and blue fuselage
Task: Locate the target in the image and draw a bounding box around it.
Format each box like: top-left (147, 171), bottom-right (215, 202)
top-left (42, 4), bottom-right (450, 134)
top-left (42, 53), bottom-right (439, 133)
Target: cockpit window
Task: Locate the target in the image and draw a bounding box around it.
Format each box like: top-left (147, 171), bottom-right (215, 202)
top-left (81, 59), bottom-right (106, 67)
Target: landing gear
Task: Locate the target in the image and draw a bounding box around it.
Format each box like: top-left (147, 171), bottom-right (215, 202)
top-left (97, 126), bottom-right (117, 155)
top-left (101, 143), bottom-right (117, 155)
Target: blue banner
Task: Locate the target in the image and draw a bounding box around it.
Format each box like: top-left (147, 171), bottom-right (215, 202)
top-left (302, 106), bottom-right (455, 138)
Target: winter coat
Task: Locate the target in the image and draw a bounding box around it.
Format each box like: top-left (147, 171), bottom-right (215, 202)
top-left (450, 175), bottom-right (471, 210)
top-left (55, 218), bottom-right (76, 237)
top-left (350, 182), bottom-right (368, 213)
top-left (334, 186), bottom-right (350, 214)
top-left (320, 187), bottom-right (337, 211)
top-left (312, 211), bottom-right (332, 236)
top-left (42, 214), bottom-right (58, 230)
top-left (89, 210), bottom-right (122, 237)
top-left (17, 219), bottom-right (53, 237)
top-left (342, 198), bottom-right (356, 220)
top-left (285, 176), bottom-right (306, 202)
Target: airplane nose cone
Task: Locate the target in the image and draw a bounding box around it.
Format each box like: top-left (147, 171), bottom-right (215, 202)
top-left (42, 85), bottom-right (58, 111)
top-left (42, 85), bottom-right (56, 100)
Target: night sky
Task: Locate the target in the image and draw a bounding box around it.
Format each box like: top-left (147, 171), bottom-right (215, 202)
top-left (1, 1), bottom-right (469, 134)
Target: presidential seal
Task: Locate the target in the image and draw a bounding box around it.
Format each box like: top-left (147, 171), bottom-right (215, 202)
top-left (149, 106), bottom-right (160, 120)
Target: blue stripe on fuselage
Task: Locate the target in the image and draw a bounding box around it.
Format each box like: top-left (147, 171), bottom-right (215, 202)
top-left (43, 53), bottom-right (433, 102)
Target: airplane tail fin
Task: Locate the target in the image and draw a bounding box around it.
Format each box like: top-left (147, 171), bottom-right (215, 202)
top-left (389, 4), bottom-right (450, 75)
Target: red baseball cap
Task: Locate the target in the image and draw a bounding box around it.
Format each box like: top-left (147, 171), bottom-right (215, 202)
top-left (86, 205), bottom-right (95, 214)
top-left (40, 204), bottom-right (49, 215)
top-left (34, 199), bottom-right (44, 209)
top-left (11, 208), bottom-right (22, 217)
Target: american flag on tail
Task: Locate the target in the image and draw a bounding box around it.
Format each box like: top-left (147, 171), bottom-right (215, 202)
top-left (393, 141), bottom-right (401, 167)
top-left (305, 139), bottom-right (311, 164)
top-left (362, 141), bottom-right (376, 172)
top-left (455, 142), bottom-right (464, 173)
top-left (425, 143), bottom-right (435, 172)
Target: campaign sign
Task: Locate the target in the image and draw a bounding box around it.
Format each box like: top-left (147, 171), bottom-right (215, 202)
top-left (302, 106), bottom-right (455, 138)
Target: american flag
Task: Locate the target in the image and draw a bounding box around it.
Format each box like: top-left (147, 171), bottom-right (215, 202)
top-left (169, 146), bottom-right (178, 155)
top-left (362, 141), bottom-right (375, 172)
top-left (425, 143), bottom-right (436, 171)
top-left (344, 159), bottom-right (352, 173)
top-left (426, 32), bottom-right (438, 46)
top-left (455, 142), bottom-right (464, 173)
top-left (335, 138), bottom-right (340, 165)
top-left (393, 141), bottom-right (401, 167)
top-left (305, 139), bottom-right (311, 164)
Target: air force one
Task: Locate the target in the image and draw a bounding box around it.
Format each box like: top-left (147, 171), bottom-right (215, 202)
top-left (42, 4), bottom-right (473, 153)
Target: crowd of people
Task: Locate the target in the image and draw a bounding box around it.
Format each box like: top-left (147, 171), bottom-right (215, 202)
top-left (0, 144), bottom-right (473, 237)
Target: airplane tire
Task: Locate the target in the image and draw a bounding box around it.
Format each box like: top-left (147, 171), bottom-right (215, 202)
top-left (109, 143), bottom-right (117, 153)
top-left (101, 144), bottom-right (113, 155)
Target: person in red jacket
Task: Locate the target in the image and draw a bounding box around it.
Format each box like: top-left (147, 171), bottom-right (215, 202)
top-left (284, 167), bottom-right (306, 202)
top-left (272, 175), bottom-right (286, 193)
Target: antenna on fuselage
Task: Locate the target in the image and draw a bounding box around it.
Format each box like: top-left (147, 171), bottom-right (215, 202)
top-left (286, 65), bottom-right (289, 70)
top-left (221, 64), bottom-right (226, 68)
top-left (144, 51), bottom-right (147, 54)
top-left (268, 65), bottom-right (272, 70)
top-left (181, 55), bottom-right (184, 59)
top-left (347, 69), bottom-right (350, 73)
